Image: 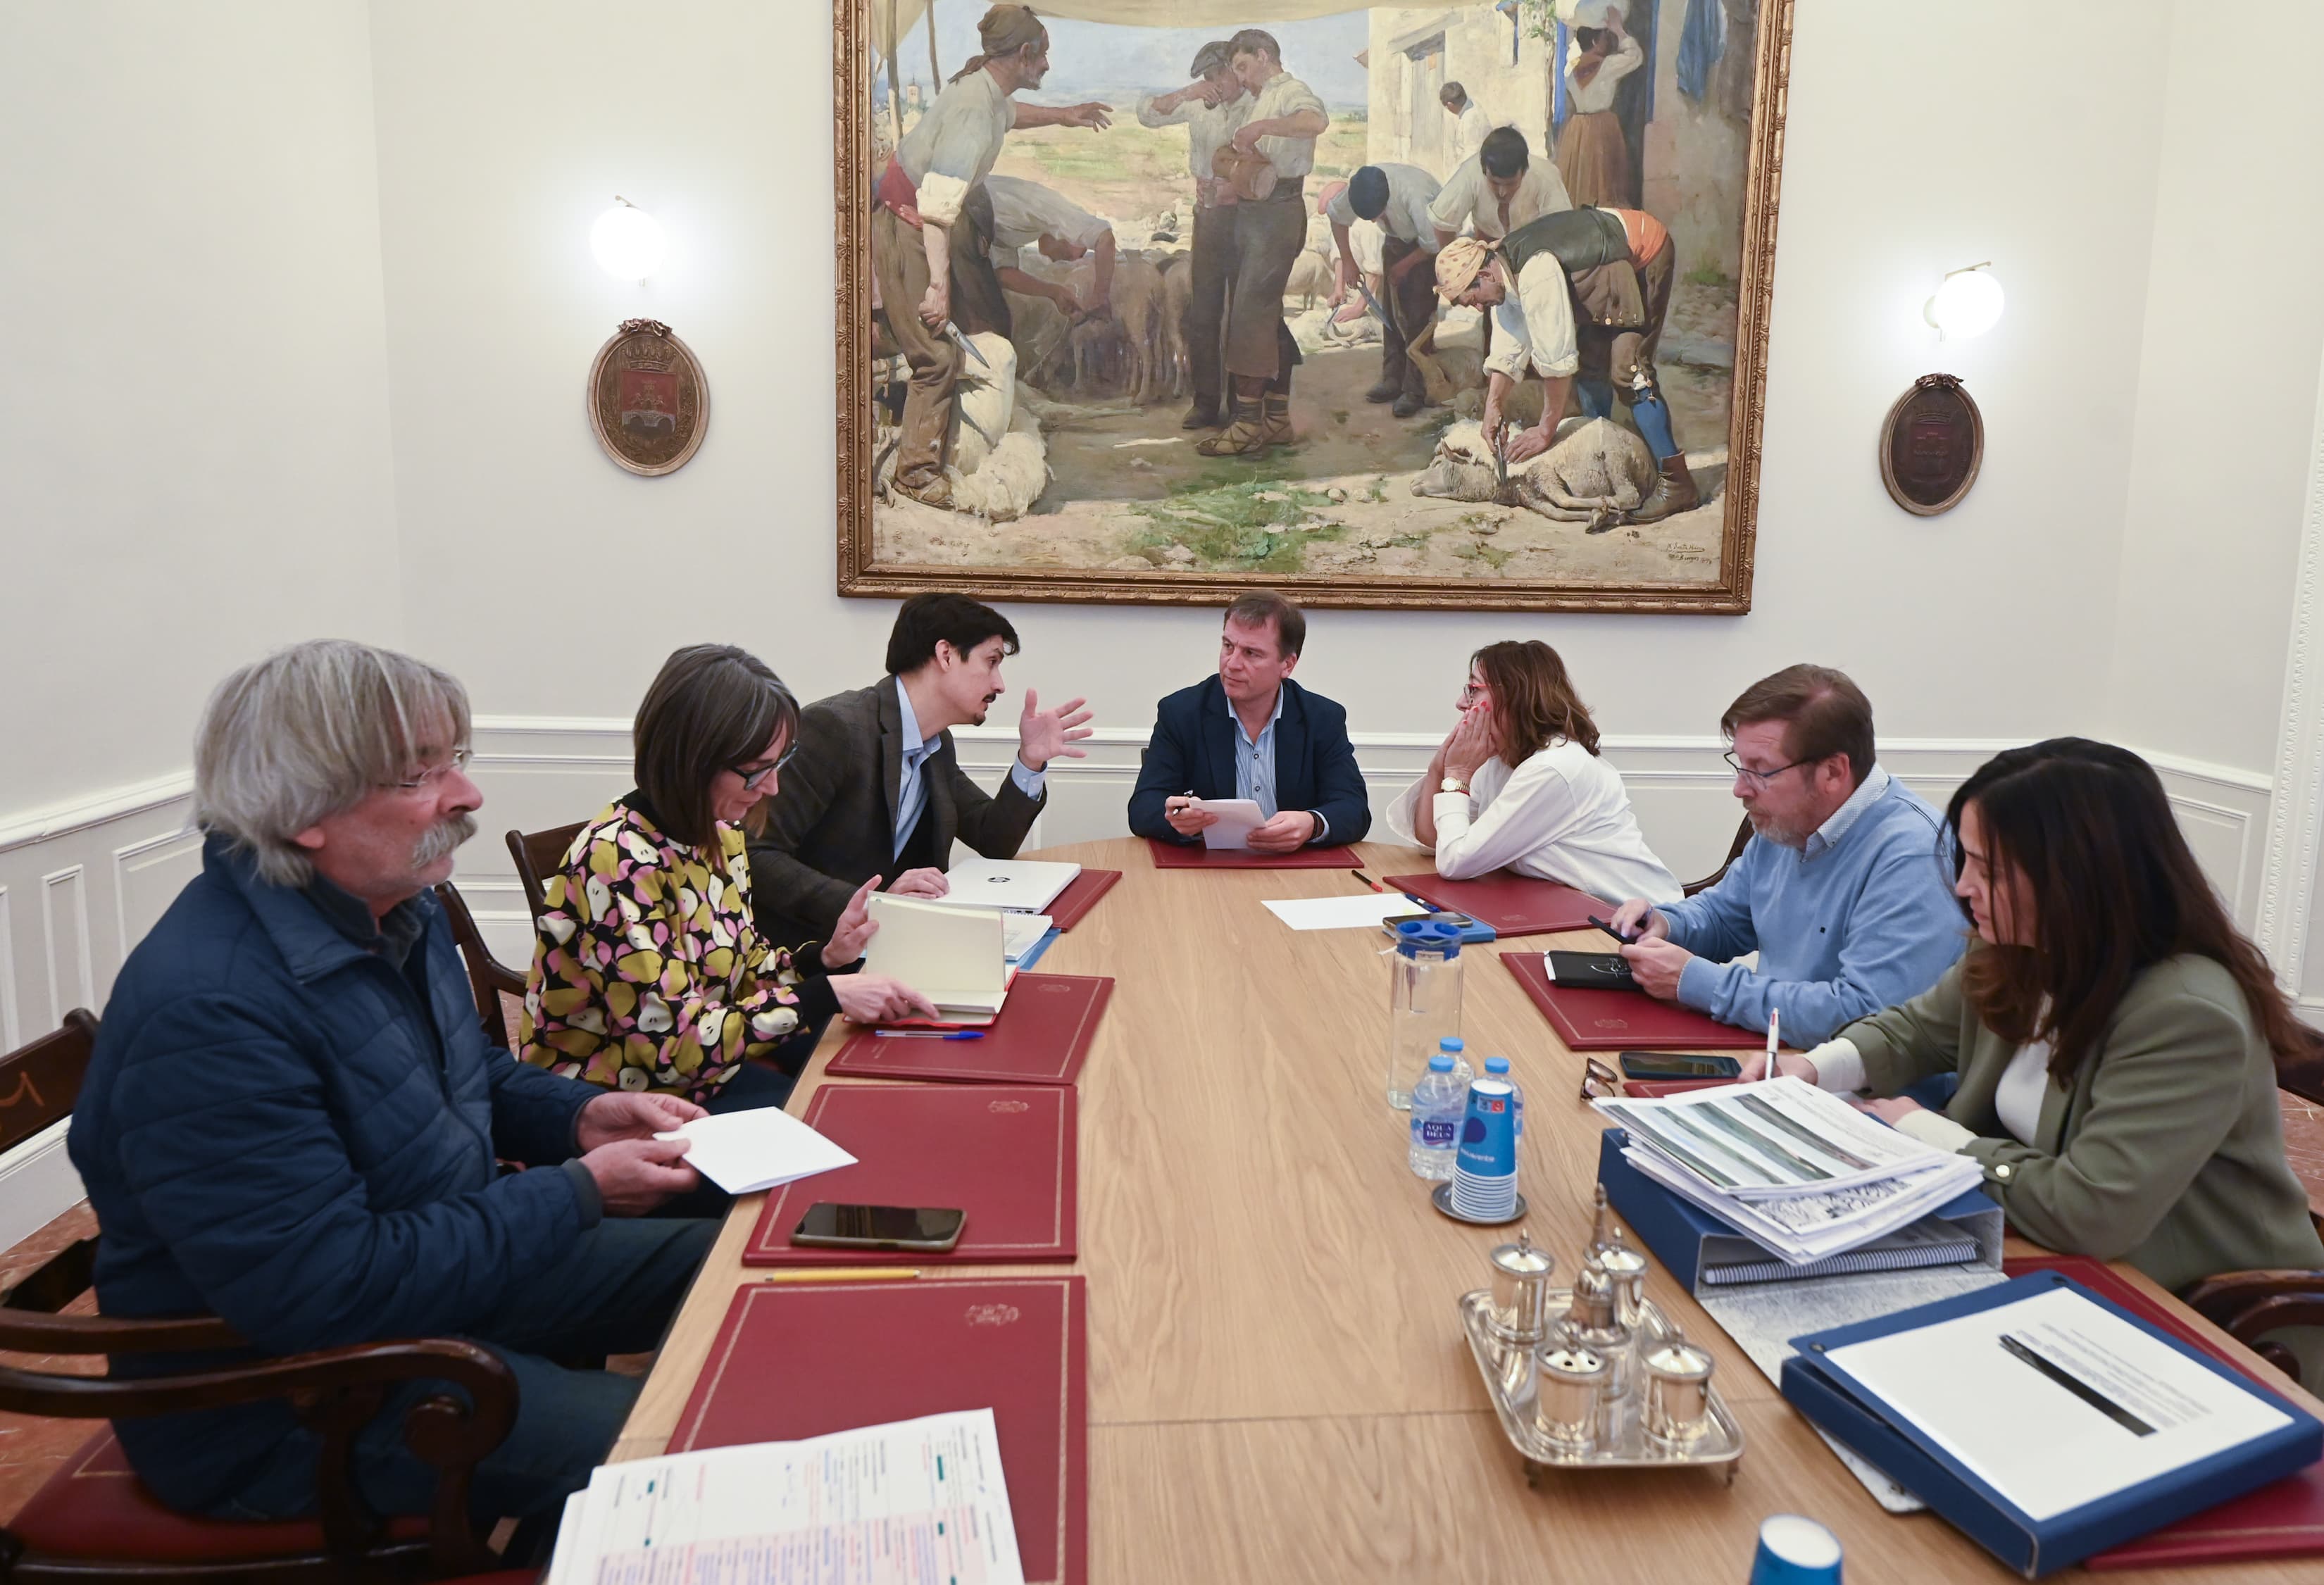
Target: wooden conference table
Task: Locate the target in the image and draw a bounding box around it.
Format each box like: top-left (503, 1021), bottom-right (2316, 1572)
top-left (613, 837), bottom-right (2323, 1583)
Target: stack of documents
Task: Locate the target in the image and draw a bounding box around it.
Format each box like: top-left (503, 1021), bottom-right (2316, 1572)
top-left (1593, 1077), bottom-right (1985, 1266)
top-left (1002, 912), bottom-right (1053, 967)
top-left (547, 1409), bottom-right (1025, 1585)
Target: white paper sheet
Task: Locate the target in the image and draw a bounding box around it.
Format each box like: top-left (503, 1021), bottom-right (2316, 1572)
top-left (1262, 893), bottom-right (1430, 932)
top-left (551, 1408), bottom-right (1024, 1585)
top-left (1825, 1286), bottom-right (2293, 1522)
top-left (654, 1107), bottom-right (856, 1196)
top-left (1196, 798), bottom-right (1266, 849)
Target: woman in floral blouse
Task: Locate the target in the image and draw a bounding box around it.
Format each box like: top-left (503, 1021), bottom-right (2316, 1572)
top-left (520, 644), bottom-right (937, 1112)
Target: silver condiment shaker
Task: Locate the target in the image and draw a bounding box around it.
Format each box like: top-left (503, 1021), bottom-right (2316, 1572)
top-left (1597, 1231), bottom-right (1651, 1328)
top-left (1561, 1251), bottom-right (1633, 1401)
top-left (1640, 1332), bottom-right (1718, 1451)
top-left (1532, 1341), bottom-right (1608, 1455)
top-left (1487, 1232), bottom-right (1556, 1348)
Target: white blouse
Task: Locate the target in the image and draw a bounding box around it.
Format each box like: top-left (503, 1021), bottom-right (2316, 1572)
top-left (1386, 738), bottom-right (1682, 904)
top-left (1565, 35), bottom-right (1644, 115)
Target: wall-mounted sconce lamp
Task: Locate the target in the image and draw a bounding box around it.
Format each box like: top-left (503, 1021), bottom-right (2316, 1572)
top-left (1924, 263), bottom-right (2004, 340)
top-left (590, 196), bottom-right (666, 282)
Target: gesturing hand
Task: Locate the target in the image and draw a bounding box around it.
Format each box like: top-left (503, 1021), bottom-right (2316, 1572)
top-left (580, 1135), bottom-right (699, 1216)
top-left (1063, 101), bottom-right (1113, 130)
top-left (1018, 689), bottom-right (1094, 772)
top-left (830, 973), bottom-right (943, 1025)
top-left (577, 1089), bottom-right (706, 1152)
top-left (822, 875), bottom-right (882, 967)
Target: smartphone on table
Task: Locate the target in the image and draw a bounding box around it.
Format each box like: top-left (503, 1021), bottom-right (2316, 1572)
top-left (1616, 1052), bottom-right (1743, 1082)
top-left (792, 1203), bottom-right (966, 1252)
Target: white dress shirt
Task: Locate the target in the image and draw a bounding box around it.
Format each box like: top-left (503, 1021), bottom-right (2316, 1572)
top-left (1427, 155), bottom-right (1573, 240)
top-left (1483, 253), bottom-right (1580, 380)
top-left (1385, 739), bottom-right (1680, 903)
top-left (1242, 70), bottom-right (1327, 177)
top-left (1323, 163), bottom-right (1443, 250)
top-left (894, 68), bottom-right (1013, 227)
top-left (1452, 101), bottom-right (1493, 168)
top-left (983, 175), bottom-right (1111, 270)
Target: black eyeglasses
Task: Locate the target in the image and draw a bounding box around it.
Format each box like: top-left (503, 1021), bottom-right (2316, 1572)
top-left (732, 746), bottom-right (797, 793)
top-left (1723, 749), bottom-right (1811, 789)
top-left (1580, 1058), bottom-right (1620, 1102)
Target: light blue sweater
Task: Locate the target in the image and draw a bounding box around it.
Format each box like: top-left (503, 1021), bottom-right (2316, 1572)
top-left (1654, 768), bottom-right (1966, 1045)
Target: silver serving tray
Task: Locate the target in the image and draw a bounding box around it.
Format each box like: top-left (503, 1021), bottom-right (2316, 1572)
top-left (1459, 1287), bottom-right (1744, 1485)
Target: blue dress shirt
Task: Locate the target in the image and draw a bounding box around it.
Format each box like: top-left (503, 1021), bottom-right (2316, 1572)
top-left (894, 678), bottom-right (1044, 860)
top-left (1225, 687), bottom-right (1330, 841)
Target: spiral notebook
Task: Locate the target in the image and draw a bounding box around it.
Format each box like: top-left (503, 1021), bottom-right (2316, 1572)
top-left (1699, 1219), bottom-right (1983, 1287)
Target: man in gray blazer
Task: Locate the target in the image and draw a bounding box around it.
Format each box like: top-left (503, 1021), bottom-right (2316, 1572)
top-left (749, 595), bottom-right (1094, 949)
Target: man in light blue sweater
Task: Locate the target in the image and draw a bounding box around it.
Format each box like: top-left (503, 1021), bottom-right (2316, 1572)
top-left (1608, 665), bottom-right (1963, 1046)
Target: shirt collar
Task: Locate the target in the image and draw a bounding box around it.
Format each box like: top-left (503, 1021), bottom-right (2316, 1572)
top-left (300, 869), bottom-right (427, 970)
top-left (896, 675), bottom-right (932, 762)
top-left (1806, 764), bottom-right (1891, 858)
top-left (1222, 684), bottom-right (1287, 742)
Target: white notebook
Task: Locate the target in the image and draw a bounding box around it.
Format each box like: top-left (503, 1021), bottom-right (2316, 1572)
top-left (862, 892), bottom-right (1010, 1019)
top-left (920, 857), bottom-right (1082, 913)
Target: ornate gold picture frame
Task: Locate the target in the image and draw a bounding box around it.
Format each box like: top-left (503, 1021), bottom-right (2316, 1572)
top-left (836, 1), bottom-right (1794, 612)
top-left (589, 319), bottom-right (709, 477)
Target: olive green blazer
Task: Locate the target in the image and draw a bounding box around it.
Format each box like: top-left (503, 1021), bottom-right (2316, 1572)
top-left (1844, 953), bottom-right (2324, 1324)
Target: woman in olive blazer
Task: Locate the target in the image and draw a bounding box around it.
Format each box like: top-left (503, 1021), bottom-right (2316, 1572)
top-left (1750, 739), bottom-right (2324, 1384)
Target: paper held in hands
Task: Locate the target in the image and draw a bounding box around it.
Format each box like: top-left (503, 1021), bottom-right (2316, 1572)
top-left (653, 1108), bottom-right (856, 1196)
top-left (1196, 798), bottom-right (1265, 849)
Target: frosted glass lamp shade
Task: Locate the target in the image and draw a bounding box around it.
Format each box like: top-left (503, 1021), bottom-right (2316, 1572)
top-left (591, 202), bottom-right (666, 281)
top-left (1925, 266), bottom-right (2004, 339)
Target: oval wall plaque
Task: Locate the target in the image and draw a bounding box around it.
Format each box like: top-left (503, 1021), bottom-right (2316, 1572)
top-left (1878, 373), bottom-right (1983, 516)
top-left (587, 318), bottom-right (708, 476)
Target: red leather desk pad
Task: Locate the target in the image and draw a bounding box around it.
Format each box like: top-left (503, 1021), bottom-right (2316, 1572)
top-left (744, 1084), bottom-right (1076, 1267)
top-left (828, 975), bottom-right (1112, 1085)
top-left (1382, 870), bottom-right (1606, 936)
top-left (1044, 869), bottom-right (1120, 931)
top-left (1144, 837), bottom-right (1361, 869)
top-left (2002, 1255), bottom-right (2324, 1568)
top-left (670, 1276), bottom-right (1087, 1584)
top-left (1499, 951), bottom-right (1770, 1050)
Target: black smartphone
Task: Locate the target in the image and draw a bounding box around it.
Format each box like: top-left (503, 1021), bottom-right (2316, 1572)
top-left (792, 1203), bottom-right (967, 1252)
top-left (1617, 1052), bottom-right (1743, 1082)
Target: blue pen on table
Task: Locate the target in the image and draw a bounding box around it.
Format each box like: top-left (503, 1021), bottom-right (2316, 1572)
top-left (873, 1029), bottom-right (986, 1041)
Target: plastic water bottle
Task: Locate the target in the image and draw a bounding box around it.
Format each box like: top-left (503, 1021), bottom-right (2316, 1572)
top-left (1408, 1054), bottom-right (1466, 1181)
top-left (1485, 1055), bottom-right (1523, 1139)
top-left (1442, 1036), bottom-right (1475, 1088)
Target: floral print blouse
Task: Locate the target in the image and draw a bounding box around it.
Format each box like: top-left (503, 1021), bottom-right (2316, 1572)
top-left (518, 799), bottom-right (833, 1100)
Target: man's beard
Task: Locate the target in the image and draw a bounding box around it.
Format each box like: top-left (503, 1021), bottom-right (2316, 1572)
top-left (1746, 808), bottom-right (1808, 851)
top-left (413, 812), bottom-right (477, 870)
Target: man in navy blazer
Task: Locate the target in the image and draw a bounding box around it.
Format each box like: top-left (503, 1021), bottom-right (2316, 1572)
top-left (1128, 591), bottom-right (1373, 850)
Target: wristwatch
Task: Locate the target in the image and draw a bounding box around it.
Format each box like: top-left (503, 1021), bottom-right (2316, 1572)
top-left (1440, 776), bottom-right (1468, 794)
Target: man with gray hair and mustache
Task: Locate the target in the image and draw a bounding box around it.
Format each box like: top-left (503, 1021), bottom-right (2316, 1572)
top-left (69, 639), bottom-right (717, 1550)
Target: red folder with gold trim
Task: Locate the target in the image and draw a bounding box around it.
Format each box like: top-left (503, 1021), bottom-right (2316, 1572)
top-left (743, 1084), bottom-right (1075, 1267)
top-left (1044, 869), bottom-right (1120, 931)
top-left (670, 1276), bottom-right (1087, 1585)
top-left (827, 974), bottom-right (1111, 1084)
top-left (1499, 949), bottom-right (1771, 1051)
top-left (1145, 837), bottom-right (1360, 869)
top-left (1382, 870), bottom-right (1606, 936)
top-left (2004, 1256), bottom-right (2324, 1568)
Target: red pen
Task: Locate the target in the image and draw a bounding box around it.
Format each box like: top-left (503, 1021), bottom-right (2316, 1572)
top-left (1351, 870), bottom-right (1387, 894)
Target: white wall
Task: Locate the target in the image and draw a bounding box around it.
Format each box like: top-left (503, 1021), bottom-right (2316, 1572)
top-left (0, 0), bottom-right (401, 1051)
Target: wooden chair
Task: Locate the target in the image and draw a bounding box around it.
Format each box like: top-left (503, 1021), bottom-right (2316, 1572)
top-left (0, 1015), bottom-right (520, 1584)
top-left (0, 1010), bottom-right (101, 1313)
top-left (505, 825), bottom-right (584, 926)
top-left (2179, 1029), bottom-right (2324, 1384)
top-left (0, 1306), bottom-right (517, 1585)
top-left (433, 882), bottom-right (527, 1051)
top-left (1681, 814), bottom-right (1754, 898)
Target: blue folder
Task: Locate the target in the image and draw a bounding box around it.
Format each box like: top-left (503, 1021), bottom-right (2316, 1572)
top-left (1596, 1127), bottom-right (2004, 1293)
top-left (1780, 1270), bottom-right (2324, 1577)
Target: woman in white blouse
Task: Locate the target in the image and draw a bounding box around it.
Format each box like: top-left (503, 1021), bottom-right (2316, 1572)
top-left (1388, 640), bottom-right (1680, 903)
top-left (1556, 11), bottom-right (1644, 208)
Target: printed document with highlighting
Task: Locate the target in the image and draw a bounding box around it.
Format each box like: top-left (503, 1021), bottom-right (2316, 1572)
top-left (1824, 1285), bottom-right (2294, 1522)
top-left (548, 1408), bottom-right (1023, 1585)
top-left (1196, 798), bottom-right (1266, 849)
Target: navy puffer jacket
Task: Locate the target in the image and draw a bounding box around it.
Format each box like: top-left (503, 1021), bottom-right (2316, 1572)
top-left (69, 836), bottom-right (605, 1510)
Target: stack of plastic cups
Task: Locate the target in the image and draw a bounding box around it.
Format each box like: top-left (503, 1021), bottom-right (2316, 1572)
top-left (1449, 1076), bottom-right (1519, 1220)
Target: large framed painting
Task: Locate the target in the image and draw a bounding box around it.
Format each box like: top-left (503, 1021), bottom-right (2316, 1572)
top-left (837, 0), bottom-right (1792, 611)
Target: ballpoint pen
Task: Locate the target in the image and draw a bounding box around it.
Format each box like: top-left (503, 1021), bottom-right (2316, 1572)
top-left (1352, 870), bottom-right (1387, 894)
top-left (1765, 1008), bottom-right (1781, 1080)
top-left (875, 1029), bottom-right (986, 1041)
